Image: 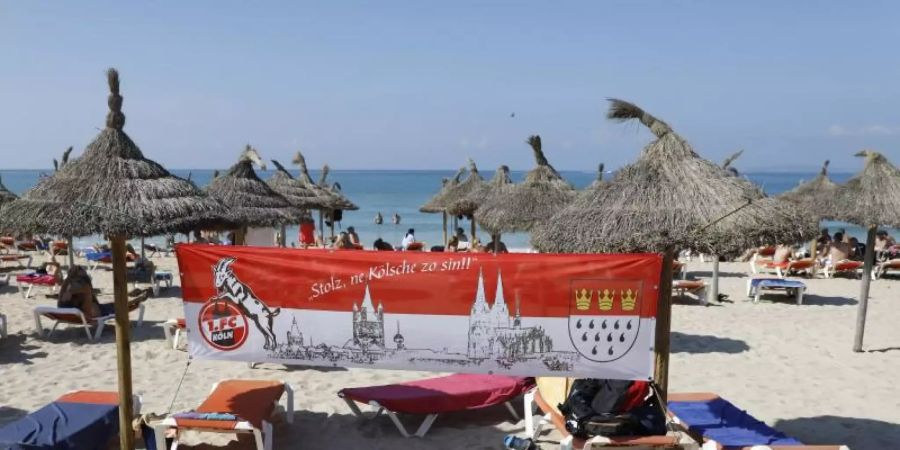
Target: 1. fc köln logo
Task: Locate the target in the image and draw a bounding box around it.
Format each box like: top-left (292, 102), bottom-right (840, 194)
top-left (569, 279), bottom-right (643, 362)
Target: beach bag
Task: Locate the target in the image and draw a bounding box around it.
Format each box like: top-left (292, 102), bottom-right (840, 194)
top-left (559, 379), bottom-right (665, 438)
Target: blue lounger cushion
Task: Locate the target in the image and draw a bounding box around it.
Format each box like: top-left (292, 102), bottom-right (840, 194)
top-left (0, 396), bottom-right (119, 449)
top-left (668, 394), bottom-right (803, 448)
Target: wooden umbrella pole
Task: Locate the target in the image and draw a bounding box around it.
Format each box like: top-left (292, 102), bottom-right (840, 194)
top-left (711, 257), bottom-right (719, 303)
top-left (853, 225), bottom-right (878, 352)
top-left (654, 246), bottom-right (675, 401)
top-left (318, 211), bottom-right (324, 246)
top-left (234, 227), bottom-right (247, 246)
top-left (140, 236), bottom-right (145, 260)
top-left (442, 212), bottom-right (448, 247)
top-left (111, 235), bottom-right (135, 449)
top-left (66, 236), bottom-right (75, 268)
top-left (470, 217), bottom-right (476, 244)
top-left (493, 233), bottom-right (499, 255)
top-left (280, 224), bottom-right (287, 247)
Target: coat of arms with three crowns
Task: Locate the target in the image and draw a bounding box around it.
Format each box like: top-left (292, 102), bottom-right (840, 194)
top-left (569, 279), bottom-right (644, 362)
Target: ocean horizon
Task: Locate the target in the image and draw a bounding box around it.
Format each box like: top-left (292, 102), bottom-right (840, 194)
top-left (1, 168), bottom-right (893, 249)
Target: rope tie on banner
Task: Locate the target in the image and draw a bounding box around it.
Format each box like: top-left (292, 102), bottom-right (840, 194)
top-left (167, 357), bottom-right (192, 414)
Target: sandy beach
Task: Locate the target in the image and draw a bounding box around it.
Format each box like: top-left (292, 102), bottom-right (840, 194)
top-left (0, 252), bottom-right (896, 449)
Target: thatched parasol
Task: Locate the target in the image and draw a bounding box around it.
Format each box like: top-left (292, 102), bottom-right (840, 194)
top-left (446, 165), bottom-right (514, 217)
top-left (722, 149), bottom-right (744, 176)
top-left (420, 166), bottom-right (466, 245)
top-left (0, 174), bottom-right (17, 207)
top-left (420, 166), bottom-right (466, 213)
top-left (475, 135), bottom-right (576, 235)
top-left (531, 100), bottom-right (814, 256)
top-left (779, 160), bottom-right (839, 221)
top-left (205, 146), bottom-right (305, 234)
top-left (581, 163), bottom-right (608, 196)
top-left (829, 150), bottom-right (900, 352)
top-left (531, 99), bottom-right (814, 398)
top-left (0, 68), bottom-right (227, 449)
top-left (267, 159), bottom-right (329, 211)
top-left (317, 164), bottom-right (358, 211)
top-left (438, 159), bottom-right (486, 240)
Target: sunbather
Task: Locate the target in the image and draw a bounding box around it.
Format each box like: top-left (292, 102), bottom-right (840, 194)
top-left (825, 232), bottom-right (853, 263)
top-left (58, 266), bottom-right (101, 322)
top-left (875, 230), bottom-right (897, 260)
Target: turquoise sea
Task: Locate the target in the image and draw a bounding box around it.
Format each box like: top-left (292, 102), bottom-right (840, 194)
top-left (0, 169), bottom-right (895, 249)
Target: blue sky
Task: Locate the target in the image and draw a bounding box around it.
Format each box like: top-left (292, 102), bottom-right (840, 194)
top-left (1, 1), bottom-right (898, 171)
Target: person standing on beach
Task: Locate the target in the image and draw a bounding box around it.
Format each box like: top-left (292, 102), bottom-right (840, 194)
top-left (347, 226), bottom-right (360, 246)
top-left (401, 228), bottom-right (416, 250)
top-left (299, 220), bottom-right (316, 248)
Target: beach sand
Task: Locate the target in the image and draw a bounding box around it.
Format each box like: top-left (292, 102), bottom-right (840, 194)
top-left (0, 253), bottom-right (898, 449)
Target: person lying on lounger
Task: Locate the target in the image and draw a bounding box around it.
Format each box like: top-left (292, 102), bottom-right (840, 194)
top-left (58, 266), bottom-right (101, 322)
top-left (824, 232), bottom-right (854, 264)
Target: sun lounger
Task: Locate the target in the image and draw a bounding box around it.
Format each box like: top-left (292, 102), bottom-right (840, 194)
top-left (15, 272), bottom-right (61, 299)
top-left (673, 280), bottom-right (708, 305)
top-left (0, 390), bottom-right (142, 449)
top-left (154, 379), bottom-right (294, 450)
top-left (405, 242), bottom-right (425, 251)
top-left (163, 317), bottom-right (186, 350)
top-left (523, 381), bottom-right (683, 450)
top-left (874, 259), bottom-right (900, 279)
top-left (822, 260), bottom-right (863, 279)
top-left (667, 393), bottom-right (848, 450)
top-left (746, 278), bottom-right (806, 305)
top-left (33, 290), bottom-right (149, 341)
top-left (0, 253), bottom-right (32, 269)
top-left (339, 374), bottom-right (534, 438)
top-left (756, 259), bottom-right (817, 278)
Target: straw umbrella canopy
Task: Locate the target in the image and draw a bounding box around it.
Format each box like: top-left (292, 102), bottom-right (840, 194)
top-left (531, 99), bottom-right (813, 399)
top-left (778, 160), bottom-right (839, 221)
top-left (265, 160), bottom-right (321, 246)
top-left (315, 164), bottom-right (358, 241)
top-left (205, 146), bottom-right (305, 239)
top-left (438, 159), bottom-right (486, 239)
top-left (475, 135), bottom-right (576, 235)
top-left (829, 150), bottom-right (900, 352)
top-left (0, 174), bottom-right (17, 207)
top-left (0, 68), bottom-right (227, 449)
top-left (446, 165), bottom-right (514, 217)
top-left (531, 100), bottom-right (814, 256)
top-left (289, 152), bottom-right (343, 243)
top-left (722, 149), bottom-right (744, 176)
top-left (317, 164), bottom-right (358, 211)
top-left (420, 166), bottom-right (466, 245)
top-left (580, 163), bottom-right (609, 197)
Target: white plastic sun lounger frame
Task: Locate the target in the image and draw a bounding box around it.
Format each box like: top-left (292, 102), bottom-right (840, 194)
top-left (154, 380), bottom-right (294, 450)
top-left (339, 392), bottom-right (519, 438)
top-left (162, 318), bottom-right (186, 350)
top-left (33, 304), bottom-right (145, 341)
top-left (0, 254), bottom-right (32, 270)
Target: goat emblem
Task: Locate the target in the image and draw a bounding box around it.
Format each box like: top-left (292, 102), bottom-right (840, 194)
top-left (211, 257), bottom-right (281, 350)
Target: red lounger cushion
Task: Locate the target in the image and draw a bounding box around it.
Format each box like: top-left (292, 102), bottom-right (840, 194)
top-left (16, 274), bottom-right (56, 285)
top-left (175, 380), bottom-right (285, 430)
top-left (340, 374), bottom-right (534, 415)
top-left (834, 261), bottom-right (863, 271)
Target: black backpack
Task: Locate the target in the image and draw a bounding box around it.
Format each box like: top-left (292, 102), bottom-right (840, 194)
top-left (558, 379), bottom-right (667, 438)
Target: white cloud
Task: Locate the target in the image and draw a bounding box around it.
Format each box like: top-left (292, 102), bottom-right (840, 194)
top-left (828, 124), bottom-right (900, 137)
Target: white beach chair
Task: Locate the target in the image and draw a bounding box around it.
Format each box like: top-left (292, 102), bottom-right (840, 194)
top-left (33, 292), bottom-right (148, 341)
top-left (154, 379), bottom-right (294, 450)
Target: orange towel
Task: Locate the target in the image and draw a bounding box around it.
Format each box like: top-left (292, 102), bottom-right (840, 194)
top-left (58, 390), bottom-right (119, 405)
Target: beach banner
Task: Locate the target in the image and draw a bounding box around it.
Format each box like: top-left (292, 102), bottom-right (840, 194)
top-left (175, 244), bottom-right (662, 380)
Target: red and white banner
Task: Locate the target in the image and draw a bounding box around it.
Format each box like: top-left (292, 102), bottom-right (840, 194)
top-left (176, 245), bottom-right (662, 380)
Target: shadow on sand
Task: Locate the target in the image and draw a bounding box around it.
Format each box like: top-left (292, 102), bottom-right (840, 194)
top-left (0, 333), bottom-right (49, 365)
top-left (797, 294), bottom-right (857, 306)
top-left (0, 406), bottom-right (29, 427)
top-left (671, 331), bottom-right (749, 354)
top-left (686, 271), bottom-right (747, 279)
top-left (775, 416), bottom-right (900, 450)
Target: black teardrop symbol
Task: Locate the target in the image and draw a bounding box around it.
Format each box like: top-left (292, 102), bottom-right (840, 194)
top-left (607, 347), bottom-right (615, 356)
top-left (606, 333), bottom-right (613, 343)
top-left (626, 320), bottom-right (633, 330)
top-left (582, 332), bottom-right (588, 342)
top-left (619, 333), bottom-right (625, 343)
top-left (601, 320), bottom-right (607, 330)
top-left (594, 333), bottom-right (600, 342)
top-left (576, 319), bottom-right (582, 329)
top-left (614, 320), bottom-right (620, 330)
top-left (588, 320), bottom-right (595, 329)
top-left (591, 346), bottom-right (598, 355)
